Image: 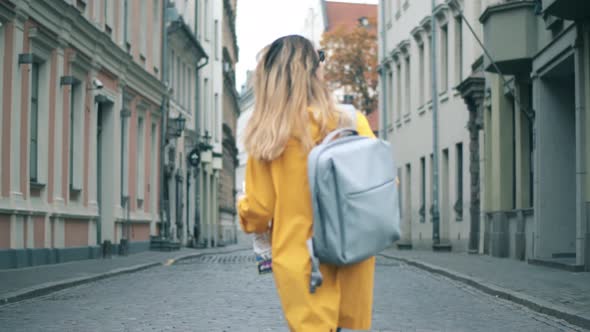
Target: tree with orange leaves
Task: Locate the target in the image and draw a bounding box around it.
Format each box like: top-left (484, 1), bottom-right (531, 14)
top-left (320, 17), bottom-right (378, 114)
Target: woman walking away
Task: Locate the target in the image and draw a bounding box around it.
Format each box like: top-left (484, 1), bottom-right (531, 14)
top-left (238, 35), bottom-right (376, 331)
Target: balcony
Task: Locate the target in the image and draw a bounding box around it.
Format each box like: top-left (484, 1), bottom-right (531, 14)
top-left (543, 0), bottom-right (590, 20)
top-left (480, 1), bottom-right (538, 75)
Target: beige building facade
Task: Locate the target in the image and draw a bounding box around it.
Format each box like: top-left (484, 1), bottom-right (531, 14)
top-left (0, 0), bottom-right (166, 267)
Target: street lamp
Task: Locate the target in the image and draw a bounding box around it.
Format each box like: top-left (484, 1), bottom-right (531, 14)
top-left (168, 115), bottom-right (186, 138)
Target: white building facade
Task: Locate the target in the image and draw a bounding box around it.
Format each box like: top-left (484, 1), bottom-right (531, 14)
top-left (380, 0), bottom-right (484, 250)
top-left (172, 0), bottom-right (224, 247)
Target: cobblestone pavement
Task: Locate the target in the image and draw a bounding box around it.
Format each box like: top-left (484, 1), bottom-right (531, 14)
top-left (0, 251), bottom-right (585, 332)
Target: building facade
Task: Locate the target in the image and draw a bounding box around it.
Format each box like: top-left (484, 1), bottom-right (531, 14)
top-left (473, 0), bottom-right (590, 271)
top-left (178, 0), bottom-right (224, 248)
top-left (218, 0), bottom-right (239, 245)
top-left (0, 0), bottom-right (166, 268)
top-left (163, 4), bottom-right (207, 248)
top-left (379, 0), bottom-right (479, 250)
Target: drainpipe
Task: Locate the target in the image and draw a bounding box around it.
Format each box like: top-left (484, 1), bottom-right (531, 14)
top-left (379, 0), bottom-right (388, 140)
top-left (430, 0), bottom-right (441, 247)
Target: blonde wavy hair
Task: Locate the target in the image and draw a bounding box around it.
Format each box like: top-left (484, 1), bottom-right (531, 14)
top-left (244, 35), bottom-right (346, 161)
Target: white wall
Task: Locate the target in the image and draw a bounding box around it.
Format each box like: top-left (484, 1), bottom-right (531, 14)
top-left (382, 0), bottom-right (483, 249)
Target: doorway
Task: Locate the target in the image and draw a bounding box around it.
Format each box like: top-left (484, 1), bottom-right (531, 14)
top-left (536, 54), bottom-right (576, 263)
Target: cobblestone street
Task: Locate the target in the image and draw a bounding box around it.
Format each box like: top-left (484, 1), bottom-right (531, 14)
top-left (0, 250), bottom-right (585, 332)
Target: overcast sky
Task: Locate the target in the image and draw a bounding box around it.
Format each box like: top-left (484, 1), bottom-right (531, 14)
top-left (235, 0), bottom-right (378, 93)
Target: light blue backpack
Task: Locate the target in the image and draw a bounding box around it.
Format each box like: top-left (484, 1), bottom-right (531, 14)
top-left (307, 110), bottom-right (400, 293)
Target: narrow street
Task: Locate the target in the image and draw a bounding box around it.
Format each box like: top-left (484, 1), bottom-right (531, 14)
top-left (0, 250), bottom-right (583, 332)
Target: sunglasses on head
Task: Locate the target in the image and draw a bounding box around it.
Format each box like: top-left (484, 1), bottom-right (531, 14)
top-left (318, 50), bottom-right (325, 63)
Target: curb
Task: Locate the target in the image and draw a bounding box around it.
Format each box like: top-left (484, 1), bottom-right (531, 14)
top-left (0, 246), bottom-right (250, 307)
top-left (379, 253), bottom-right (590, 330)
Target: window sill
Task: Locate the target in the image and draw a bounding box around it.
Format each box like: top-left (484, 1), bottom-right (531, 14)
top-left (395, 11), bottom-right (401, 20)
top-left (140, 53), bottom-right (146, 62)
top-left (418, 105), bottom-right (426, 115)
top-left (453, 88), bottom-right (461, 97)
top-left (439, 91), bottom-right (449, 104)
top-left (395, 119), bottom-right (402, 128)
top-left (30, 181), bottom-right (46, 190)
top-left (455, 217), bottom-right (463, 222)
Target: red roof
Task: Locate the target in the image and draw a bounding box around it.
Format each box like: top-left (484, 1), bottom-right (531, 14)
top-left (366, 108), bottom-right (379, 133)
top-left (324, 1), bottom-right (378, 32)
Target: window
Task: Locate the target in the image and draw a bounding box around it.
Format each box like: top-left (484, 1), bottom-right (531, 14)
top-left (30, 63), bottom-right (40, 182)
top-left (204, 0), bottom-right (209, 40)
top-left (396, 63), bottom-right (402, 120)
top-left (214, 93), bottom-right (219, 142)
top-left (170, 50), bottom-right (175, 90)
top-left (69, 81), bottom-right (83, 193)
top-left (398, 168), bottom-right (402, 218)
top-left (387, 70), bottom-right (393, 124)
top-left (420, 157), bottom-right (426, 222)
top-left (124, 0), bottom-right (130, 49)
top-left (203, 78), bottom-right (209, 134)
top-left (121, 108), bottom-right (130, 198)
top-left (152, 0), bottom-right (160, 71)
top-left (214, 20), bottom-right (219, 59)
top-left (140, 1), bottom-right (147, 59)
top-left (419, 44), bottom-right (425, 105)
top-left (441, 25), bottom-right (449, 92)
top-left (150, 122), bottom-right (157, 203)
top-left (405, 163), bottom-right (411, 223)
top-left (182, 62), bottom-right (186, 107)
top-left (176, 56), bottom-right (181, 101)
top-left (427, 35), bottom-right (432, 101)
top-left (104, 0), bottom-right (113, 34)
top-left (404, 56), bottom-right (411, 113)
top-left (430, 153), bottom-right (434, 219)
top-left (188, 69), bottom-right (192, 114)
top-left (137, 117), bottom-right (145, 202)
top-left (455, 16), bottom-right (463, 85)
top-left (455, 143), bottom-right (463, 221)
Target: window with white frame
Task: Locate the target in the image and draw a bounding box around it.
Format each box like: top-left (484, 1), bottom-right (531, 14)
top-left (455, 16), bottom-right (463, 85)
top-left (150, 122), bottom-right (157, 204)
top-left (124, 0), bottom-right (131, 50)
top-left (420, 156), bottom-right (426, 222)
top-left (387, 70), bottom-right (393, 124)
top-left (152, 0), bottom-right (160, 72)
top-left (30, 62), bottom-right (40, 182)
top-left (105, 0), bottom-right (114, 35)
top-left (419, 43), bottom-right (425, 106)
top-left (182, 62), bottom-right (186, 108)
top-left (404, 56), bottom-right (411, 114)
top-left (214, 19), bottom-right (219, 60)
top-left (69, 78), bottom-right (84, 194)
top-left (121, 103), bottom-right (130, 199)
top-left (455, 142), bottom-right (463, 220)
top-left (214, 93), bottom-right (219, 142)
top-left (170, 50), bottom-right (175, 91)
top-left (140, 1), bottom-right (147, 59)
top-left (203, 78), bottom-right (209, 134)
top-left (441, 24), bottom-right (449, 92)
top-left (137, 116), bottom-right (145, 203)
top-left (188, 68), bottom-right (192, 114)
top-left (204, 0), bottom-right (210, 41)
top-left (396, 62), bottom-right (402, 120)
top-left (176, 56), bottom-right (181, 102)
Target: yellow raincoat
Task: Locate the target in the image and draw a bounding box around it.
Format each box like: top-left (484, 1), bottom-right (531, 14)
top-left (238, 109), bottom-right (376, 331)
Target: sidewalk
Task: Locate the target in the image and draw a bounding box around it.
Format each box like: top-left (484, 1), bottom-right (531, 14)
top-left (381, 249), bottom-right (590, 329)
top-left (0, 243), bottom-right (250, 306)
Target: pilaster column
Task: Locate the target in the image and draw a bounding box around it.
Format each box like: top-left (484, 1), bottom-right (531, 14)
top-left (457, 72), bottom-right (485, 254)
